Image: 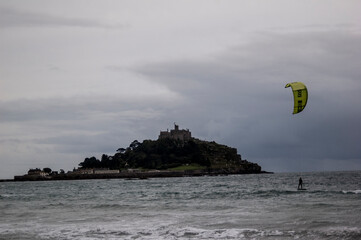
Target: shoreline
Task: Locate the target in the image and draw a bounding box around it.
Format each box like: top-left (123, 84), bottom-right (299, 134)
top-left (6, 170), bottom-right (273, 182)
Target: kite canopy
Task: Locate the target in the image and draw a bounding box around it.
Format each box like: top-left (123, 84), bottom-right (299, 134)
top-left (285, 82), bottom-right (308, 114)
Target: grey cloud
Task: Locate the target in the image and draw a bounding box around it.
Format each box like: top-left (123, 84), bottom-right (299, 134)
top-left (0, 6), bottom-right (123, 29)
top-left (0, 97), bottom-right (166, 123)
top-left (131, 30), bottom-right (361, 171)
top-left (35, 133), bottom-right (120, 155)
top-left (1, 29), bottom-right (360, 175)
top-left (136, 31), bottom-right (361, 89)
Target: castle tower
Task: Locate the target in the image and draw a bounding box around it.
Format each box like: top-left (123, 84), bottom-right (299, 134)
top-left (159, 124), bottom-right (191, 141)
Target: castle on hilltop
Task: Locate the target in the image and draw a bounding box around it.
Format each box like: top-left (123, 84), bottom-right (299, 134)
top-left (159, 124), bottom-right (192, 141)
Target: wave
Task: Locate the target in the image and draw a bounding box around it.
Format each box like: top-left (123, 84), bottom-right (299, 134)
top-left (18, 225), bottom-right (361, 240)
top-left (91, 203), bottom-right (126, 209)
top-left (2, 223), bottom-right (361, 240)
top-left (165, 227), bottom-right (299, 239)
top-left (319, 226), bottom-right (361, 240)
top-left (251, 189), bottom-right (302, 196)
top-left (342, 190), bottom-right (361, 194)
top-left (0, 193), bottom-right (14, 198)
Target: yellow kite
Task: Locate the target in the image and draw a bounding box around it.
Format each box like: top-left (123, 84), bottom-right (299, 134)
top-left (285, 82), bottom-right (308, 114)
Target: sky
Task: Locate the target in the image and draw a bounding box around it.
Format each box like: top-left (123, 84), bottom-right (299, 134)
top-left (1, 0), bottom-right (361, 179)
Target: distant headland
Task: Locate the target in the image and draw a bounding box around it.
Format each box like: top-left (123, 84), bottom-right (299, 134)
top-left (12, 124), bottom-right (269, 181)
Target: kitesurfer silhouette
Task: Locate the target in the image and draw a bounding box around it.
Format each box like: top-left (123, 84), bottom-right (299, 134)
top-left (298, 177), bottom-right (303, 190)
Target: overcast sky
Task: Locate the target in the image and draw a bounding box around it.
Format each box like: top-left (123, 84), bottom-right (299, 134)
top-left (1, 0), bottom-right (361, 179)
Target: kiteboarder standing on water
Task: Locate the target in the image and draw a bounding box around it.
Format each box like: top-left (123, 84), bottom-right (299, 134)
top-left (285, 82), bottom-right (307, 191)
top-left (298, 177), bottom-right (303, 190)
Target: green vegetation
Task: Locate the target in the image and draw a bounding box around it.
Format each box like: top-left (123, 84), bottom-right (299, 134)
top-left (79, 138), bottom-right (261, 173)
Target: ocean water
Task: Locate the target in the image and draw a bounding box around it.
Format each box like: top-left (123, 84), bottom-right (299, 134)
top-left (1, 171), bottom-right (361, 240)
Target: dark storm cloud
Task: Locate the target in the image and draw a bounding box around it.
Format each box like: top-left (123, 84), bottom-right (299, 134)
top-left (136, 31), bottom-right (361, 88)
top-left (0, 6), bottom-right (123, 29)
top-left (132, 30), bottom-right (361, 172)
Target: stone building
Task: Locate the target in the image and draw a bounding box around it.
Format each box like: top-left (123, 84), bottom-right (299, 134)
top-left (159, 124), bottom-right (192, 141)
top-left (71, 168), bottom-right (120, 175)
top-left (27, 168), bottom-right (48, 177)
top-left (93, 169), bottom-right (120, 174)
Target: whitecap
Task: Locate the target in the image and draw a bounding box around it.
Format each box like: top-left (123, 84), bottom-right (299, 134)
top-left (342, 190), bottom-right (361, 194)
top-left (322, 226), bottom-right (361, 238)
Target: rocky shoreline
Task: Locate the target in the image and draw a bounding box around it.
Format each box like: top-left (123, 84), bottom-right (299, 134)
top-left (11, 169), bottom-right (271, 182)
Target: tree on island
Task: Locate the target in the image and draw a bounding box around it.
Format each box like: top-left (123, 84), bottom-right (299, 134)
top-left (78, 137), bottom-right (262, 173)
top-left (79, 156), bottom-right (101, 169)
top-left (78, 138), bottom-right (223, 171)
top-left (43, 168), bottom-right (52, 174)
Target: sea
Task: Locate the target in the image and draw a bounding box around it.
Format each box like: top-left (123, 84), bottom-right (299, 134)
top-left (1, 171), bottom-right (361, 240)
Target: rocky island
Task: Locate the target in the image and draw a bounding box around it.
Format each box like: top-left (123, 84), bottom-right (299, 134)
top-left (14, 124), bottom-right (267, 181)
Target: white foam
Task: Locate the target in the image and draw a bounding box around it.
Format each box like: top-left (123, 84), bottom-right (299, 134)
top-left (342, 190), bottom-right (361, 194)
top-left (322, 226), bottom-right (361, 238)
top-left (8, 221), bottom-right (294, 240)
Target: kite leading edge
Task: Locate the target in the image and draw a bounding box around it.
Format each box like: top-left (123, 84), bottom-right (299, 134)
top-left (285, 82), bottom-right (308, 114)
